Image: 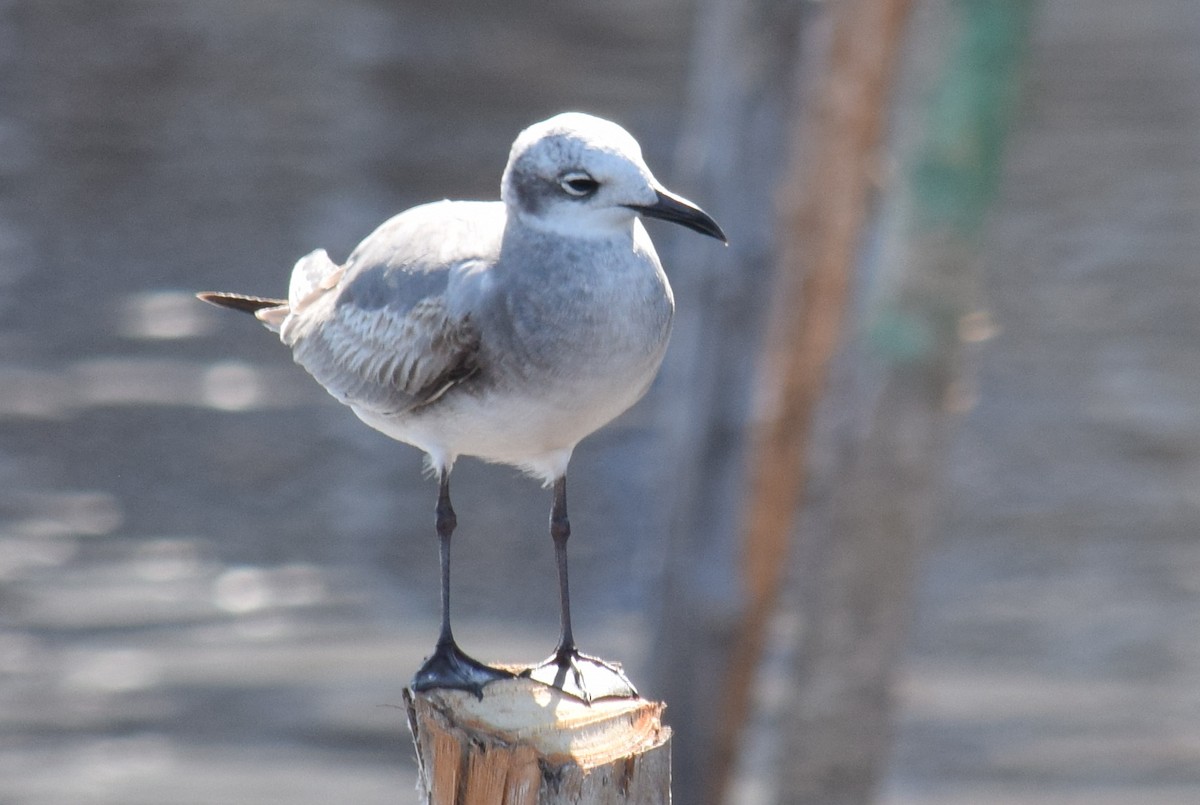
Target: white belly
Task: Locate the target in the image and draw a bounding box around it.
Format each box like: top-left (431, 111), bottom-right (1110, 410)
top-left (351, 351), bottom-right (663, 484)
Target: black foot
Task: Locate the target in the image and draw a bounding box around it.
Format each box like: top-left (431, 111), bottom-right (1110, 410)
top-left (521, 649), bottom-right (638, 704)
top-left (410, 640), bottom-right (513, 700)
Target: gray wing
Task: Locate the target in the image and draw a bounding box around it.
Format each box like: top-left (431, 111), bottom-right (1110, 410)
top-left (282, 201), bottom-right (503, 415)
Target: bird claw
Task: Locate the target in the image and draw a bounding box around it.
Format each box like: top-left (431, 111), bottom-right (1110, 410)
top-left (521, 649), bottom-right (638, 704)
top-left (410, 641), bottom-right (514, 700)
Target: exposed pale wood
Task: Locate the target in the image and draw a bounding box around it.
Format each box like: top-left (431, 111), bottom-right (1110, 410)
top-left (405, 676), bottom-right (671, 804)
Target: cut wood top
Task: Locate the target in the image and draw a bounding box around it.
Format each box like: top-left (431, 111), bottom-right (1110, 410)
top-left (412, 677), bottom-right (669, 770)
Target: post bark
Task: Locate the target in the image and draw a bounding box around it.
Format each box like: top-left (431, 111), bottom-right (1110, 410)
top-left (649, 2), bottom-right (812, 803)
top-left (705, 0), bottom-right (916, 800)
top-left (405, 676), bottom-right (671, 805)
top-left (777, 3), bottom-right (1036, 801)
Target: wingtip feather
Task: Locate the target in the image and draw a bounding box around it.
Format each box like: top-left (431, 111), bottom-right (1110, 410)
top-left (196, 292), bottom-right (287, 315)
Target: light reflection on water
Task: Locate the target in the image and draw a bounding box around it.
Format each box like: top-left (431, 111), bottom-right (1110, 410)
top-left (132, 537), bottom-right (205, 582)
top-left (76, 734), bottom-right (179, 783)
top-left (0, 536), bottom-right (79, 577)
top-left (62, 648), bottom-right (163, 694)
top-left (120, 291), bottom-right (218, 341)
top-left (0, 357), bottom-right (318, 418)
top-left (212, 564), bottom-right (328, 614)
top-left (5, 490), bottom-right (123, 537)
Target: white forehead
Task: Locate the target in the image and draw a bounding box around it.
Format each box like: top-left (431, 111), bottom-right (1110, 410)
top-left (505, 112), bottom-right (649, 179)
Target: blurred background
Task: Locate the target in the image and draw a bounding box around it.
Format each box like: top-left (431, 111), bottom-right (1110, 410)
top-left (2, 0), bottom-right (1198, 803)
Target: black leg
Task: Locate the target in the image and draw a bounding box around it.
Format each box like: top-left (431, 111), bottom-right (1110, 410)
top-left (550, 476), bottom-right (575, 658)
top-left (435, 470), bottom-right (456, 647)
top-left (410, 469), bottom-right (512, 698)
top-left (522, 475), bottom-right (638, 703)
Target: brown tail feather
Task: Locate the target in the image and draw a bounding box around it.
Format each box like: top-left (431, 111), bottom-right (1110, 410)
top-left (196, 292), bottom-right (286, 314)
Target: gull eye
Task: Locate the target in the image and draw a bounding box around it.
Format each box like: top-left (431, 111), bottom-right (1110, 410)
top-left (559, 172), bottom-right (600, 197)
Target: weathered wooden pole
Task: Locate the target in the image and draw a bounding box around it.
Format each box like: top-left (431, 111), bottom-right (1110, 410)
top-left (405, 676), bottom-right (671, 804)
top-left (777, 3), bottom-right (1036, 802)
top-left (704, 0), bottom-right (916, 800)
top-left (648, 1), bottom-right (812, 802)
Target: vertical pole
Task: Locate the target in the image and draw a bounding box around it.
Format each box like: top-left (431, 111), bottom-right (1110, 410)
top-left (777, 3), bottom-right (1036, 802)
top-left (707, 0), bottom-right (916, 801)
top-left (649, 1), bottom-right (811, 802)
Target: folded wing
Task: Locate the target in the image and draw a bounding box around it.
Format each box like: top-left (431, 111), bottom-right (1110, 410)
top-left (281, 202), bottom-right (501, 416)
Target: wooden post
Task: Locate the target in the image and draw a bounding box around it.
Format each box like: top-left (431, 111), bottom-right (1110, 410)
top-left (776, 3), bottom-right (1036, 802)
top-left (704, 0), bottom-right (916, 800)
top-left (405, 676), bottom-right (671, 805)
top-left (649, 1), bottom-right (812, 802)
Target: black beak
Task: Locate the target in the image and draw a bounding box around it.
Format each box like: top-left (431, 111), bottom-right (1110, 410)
top-left (626, 187), bottom-right (727, 243)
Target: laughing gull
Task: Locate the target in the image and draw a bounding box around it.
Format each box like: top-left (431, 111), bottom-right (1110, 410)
top-left (199, 112), bottom-right (725, 702)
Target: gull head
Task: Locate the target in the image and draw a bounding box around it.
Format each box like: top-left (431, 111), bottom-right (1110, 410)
top-left (501, 112), bottom-right (726, 243)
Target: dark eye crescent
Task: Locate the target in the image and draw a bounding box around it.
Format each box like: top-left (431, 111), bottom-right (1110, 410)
top-left (560, 172), bottom-right (600, 197)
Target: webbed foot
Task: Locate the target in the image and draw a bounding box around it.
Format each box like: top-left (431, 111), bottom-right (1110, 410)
top-left (410, 640), bottom-right (514, 699)
top-left (521, 648), bottom-right (638, 704)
